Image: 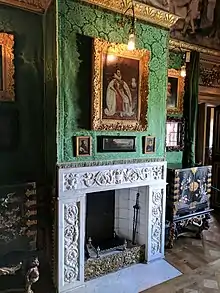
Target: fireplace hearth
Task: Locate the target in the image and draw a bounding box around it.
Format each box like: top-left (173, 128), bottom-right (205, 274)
top-left (55, 161), bottom-right (167, 293)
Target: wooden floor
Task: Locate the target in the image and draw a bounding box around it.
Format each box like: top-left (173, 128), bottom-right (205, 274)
top-left (141, 214), bottom-right (220, 293)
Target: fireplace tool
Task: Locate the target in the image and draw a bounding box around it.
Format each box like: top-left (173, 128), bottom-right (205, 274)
top-left (132, 192), bottom-right (140, 245)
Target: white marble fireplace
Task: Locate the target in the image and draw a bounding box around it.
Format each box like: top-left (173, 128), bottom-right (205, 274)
top-left (55, 161), bottom-right (168, 293)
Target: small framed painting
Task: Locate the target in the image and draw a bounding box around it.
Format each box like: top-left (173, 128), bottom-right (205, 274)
top-left (76, 136), bottom-right (92, 157)
top-left (98, 136), bottom-right (136, 152)
top-left (144, 136), bottom-right (156, 154)
top-left (167, 69), bottom-right (184, 115)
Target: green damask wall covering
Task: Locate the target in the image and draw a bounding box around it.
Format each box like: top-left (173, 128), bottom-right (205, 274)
top-left (57, 0), bottom-right (168, 163)
top-left (44, 1), bottom-right (56, 184)
top-left (0, 5), bottom-right (44, 185)
top-left (166, 51), bottom-right (184, 165)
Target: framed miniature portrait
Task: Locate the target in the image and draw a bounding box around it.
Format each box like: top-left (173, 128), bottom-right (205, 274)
top-left (167, 69), bottom-right (184, 115)
top-left (76, 136), bottom-right (92, 157)
top-left (144, 136), bottom-right (156, 154)
top-left (92, 38), bottom-right (150, 131)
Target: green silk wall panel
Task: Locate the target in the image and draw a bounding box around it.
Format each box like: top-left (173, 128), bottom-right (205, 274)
top-left (0, 5), bottom-right (44, 185)
top-left (57, 0), bottom-right (169, 163)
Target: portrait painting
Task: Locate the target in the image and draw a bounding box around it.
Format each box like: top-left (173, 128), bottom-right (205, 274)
top-left (167, 69), bottom-right (184, 115)
top-left (92, 38), bottom-right (150, 131)
top-left (76, 136), bottom-right (92, 157)
top-left (98, 136), bottom-right (136, 152)
top-left (144, 136), bottom-right (156, 154)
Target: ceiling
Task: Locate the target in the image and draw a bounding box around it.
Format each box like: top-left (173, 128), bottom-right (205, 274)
top-left (0, 0), bottom-right (51, 13)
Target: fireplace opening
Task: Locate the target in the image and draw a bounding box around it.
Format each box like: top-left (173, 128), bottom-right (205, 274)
top-left (84, 187), bottom-right (147, 281)
top-left (85, 190), bottom-right (124, 253)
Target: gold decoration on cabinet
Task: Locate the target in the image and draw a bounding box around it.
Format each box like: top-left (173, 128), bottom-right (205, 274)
top-left (92, 38), bottom-right (150, 131)
top-left (0, 33), bottom-right (15, 102)
top-left (167, 68), bottom-right (185, 115)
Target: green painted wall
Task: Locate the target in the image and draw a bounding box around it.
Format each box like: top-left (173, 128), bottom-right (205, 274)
top-left (166, 50), bottom-right (184, 165)
top-left (0, 5), bottom-right (45, 185)
top-left (57, 0), bottom-right (169, 163)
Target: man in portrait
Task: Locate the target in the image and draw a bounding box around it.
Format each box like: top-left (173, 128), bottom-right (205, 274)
top-left (79, 139), bottom-right (88, 154)
top-left (104, 68), bottom-right (133, 118)
top-left (167, 80), bottom-right (177, 108)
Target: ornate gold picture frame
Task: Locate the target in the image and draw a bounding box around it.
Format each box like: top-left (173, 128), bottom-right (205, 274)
top-left (92, 38), bottom-right (150, 131)
top-left (167, 69), bottom-right (184, 115)
top-left (0, 33), bottom-right (15, 101)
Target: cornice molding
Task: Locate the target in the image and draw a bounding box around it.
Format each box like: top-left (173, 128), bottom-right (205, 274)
top-left (169, 39), bottom-right (220, 57)
top-left (0, 0), bottom-right (51, 13)
top-left (80, 0), bottom-right (180, 29)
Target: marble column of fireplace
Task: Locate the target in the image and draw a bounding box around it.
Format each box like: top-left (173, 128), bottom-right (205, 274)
top-left (54, 161), bottom-right (167, 293)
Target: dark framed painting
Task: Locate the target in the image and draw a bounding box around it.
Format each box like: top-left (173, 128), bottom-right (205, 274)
top-left (76, 136), bottom-right (92, 157)
top-left (97, 136), bottom-right (136, 152)
top-left (92, 38), bottom-right (150, 131)
top-left (167, 69), bottom-right (184, 115)
top-left (144, 136), bottom-right (156, 154)
top-left (166, 117), bottom-right (184, 152)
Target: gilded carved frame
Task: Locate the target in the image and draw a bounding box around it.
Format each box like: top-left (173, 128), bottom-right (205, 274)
top-left (0, 33), bottom-right (15, 101)
top-left (167, 69), bottom-right (184, 115)
top-left (92, 38), bottom-right (150, 131)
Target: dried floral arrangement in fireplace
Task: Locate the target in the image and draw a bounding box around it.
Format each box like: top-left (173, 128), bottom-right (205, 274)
top-left (91, 38), bottom-right (150, 131)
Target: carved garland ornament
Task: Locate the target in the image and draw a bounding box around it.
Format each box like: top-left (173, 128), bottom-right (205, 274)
top-left (64, 203), bottom-right (79, 284)
top-left (151, 189), bottom-right (163, 256)
top-left (63, 165), bottom-right (164, 191)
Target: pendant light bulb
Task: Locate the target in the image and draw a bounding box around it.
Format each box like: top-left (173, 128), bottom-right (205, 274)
top-left (180, 65), bottom-right (186, 77)
top-left (127, 33), bottom-right (135, 51)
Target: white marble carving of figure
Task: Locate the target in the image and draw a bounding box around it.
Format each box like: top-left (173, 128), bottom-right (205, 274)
top-left (104, 69), bottom-right (133, 117)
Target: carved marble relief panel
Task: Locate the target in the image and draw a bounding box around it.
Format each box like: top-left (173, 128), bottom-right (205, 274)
top-left (64, 203), bottom-right (80, 284)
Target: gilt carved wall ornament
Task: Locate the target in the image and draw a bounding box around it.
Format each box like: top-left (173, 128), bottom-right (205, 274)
top-left (92, 38), bottom-right (150, 131)
top-left (0, 0), bottom-right (48, 13)
top-left (63, 164), bottom-right (164, 191)
top-left (64, 203), bottom-right (79, 283)
top-left (151, 189), bottom-right (163, 256)
top-left (81, 0), bottom-right (179, 29)
top-left (0, 33), bottom-right (15, 102)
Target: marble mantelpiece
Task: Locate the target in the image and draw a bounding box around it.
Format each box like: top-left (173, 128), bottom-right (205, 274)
top-left (54, 161), bottom-right (167, 293)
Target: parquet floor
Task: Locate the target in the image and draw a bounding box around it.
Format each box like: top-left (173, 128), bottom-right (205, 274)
top-left (141, 214), bottom-right (220, 293)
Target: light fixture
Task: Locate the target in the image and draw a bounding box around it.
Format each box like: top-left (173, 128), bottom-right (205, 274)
top-left (180, 65), bottom-right (186, 77)
top-left (121, 0), bottom-right (136, 50)
top-left (127, 33), bottom-right (135, 50)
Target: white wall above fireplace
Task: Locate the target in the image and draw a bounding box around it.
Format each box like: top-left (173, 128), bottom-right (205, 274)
top-left (55, 161), bottom-right (167, 293)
